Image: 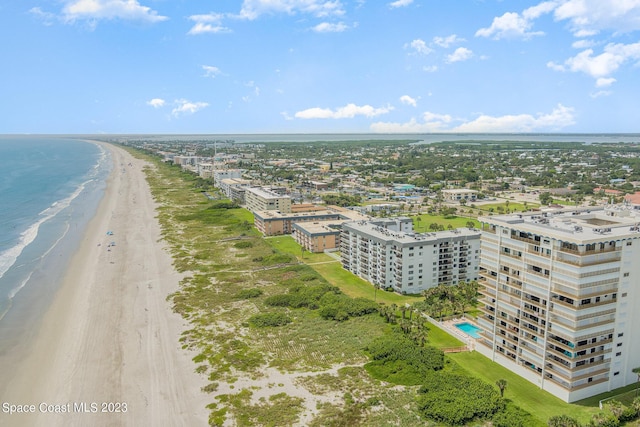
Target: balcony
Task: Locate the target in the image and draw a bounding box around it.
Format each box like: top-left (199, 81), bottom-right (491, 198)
top-left (556, 250), bottom-right (622, 267)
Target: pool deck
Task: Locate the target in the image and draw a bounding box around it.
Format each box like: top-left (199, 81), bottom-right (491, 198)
top-left (439, 317), bottom-right (479, 350)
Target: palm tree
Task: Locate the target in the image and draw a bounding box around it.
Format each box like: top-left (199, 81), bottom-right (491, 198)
top-left (496, 379), bottom-right (507, 398)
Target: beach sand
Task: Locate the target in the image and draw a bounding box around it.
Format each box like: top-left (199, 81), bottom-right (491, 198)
top-left (0, 143), bottom-right (209, 426)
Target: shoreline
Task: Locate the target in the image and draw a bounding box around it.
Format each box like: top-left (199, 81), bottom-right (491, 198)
top-left (0, 142), bottom-right (208, 426)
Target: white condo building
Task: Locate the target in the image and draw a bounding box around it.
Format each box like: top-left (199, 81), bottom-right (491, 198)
top-left (477, 206), bottom-right (640, 402)
top-left (340, 218), bottom-right (481, 294)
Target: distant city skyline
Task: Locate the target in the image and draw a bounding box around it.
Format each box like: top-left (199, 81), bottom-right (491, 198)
top-left (2, 1), bottom-right (640, 134)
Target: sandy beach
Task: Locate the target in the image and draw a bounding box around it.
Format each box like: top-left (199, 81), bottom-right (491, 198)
top-left (0, 143), bottom-right (208, 426)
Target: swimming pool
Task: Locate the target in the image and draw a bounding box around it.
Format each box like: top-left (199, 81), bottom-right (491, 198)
top-left (454, 322), bottom-right (482, 339)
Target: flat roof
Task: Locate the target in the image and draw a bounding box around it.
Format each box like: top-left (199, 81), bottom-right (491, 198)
top-left (292, 220), bottom-right (345, 235)
top-left (245, 187), bottom-right (291, 200)
top-left (343, 221), bottom-right (480, 246)
top-left (479, 206), bottom-right (640, 243)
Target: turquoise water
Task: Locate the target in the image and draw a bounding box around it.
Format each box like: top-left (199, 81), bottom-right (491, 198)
top-left (0, 136), bottom-right (110, 324)
top-left (455, 322), bottom-right (482, 339)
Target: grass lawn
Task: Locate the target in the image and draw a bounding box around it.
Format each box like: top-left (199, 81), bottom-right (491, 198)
top-left (265, 235), bottom-right (423, 307)
top-left (448, 352), bottom-right (600, 425)
top-left (309, 261), bottom-right (423, 306)
top-left (267, 235), bottom-right (335, 263)
top-left (474, 201), bottom-right (534, 213)
top-left (413, 213), bottom-right (479, 232)
top-left (424, 322), bottom-right (464, 349)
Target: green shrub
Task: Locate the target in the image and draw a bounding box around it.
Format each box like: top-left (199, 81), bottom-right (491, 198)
top-left (248, 312), bottom-right (292, 327)
top-left (417, 372), bottom-right (504, 425)
top-left (265, 294), bottom-right (293, 307)
top-left (234, 288), bottom-right (263, 299)
top-left (234, 240), bottom-right (253, 249)
top-left (365, 332), bottom-right (444, 385)
top-left (547, 414), bottom-right (581, 427)
top-left (493, 401), bottom-right (536, 427)
top-left (208, 200), bottom-right (239, 209)
top-left (317, 294), bottom-right (378, 321)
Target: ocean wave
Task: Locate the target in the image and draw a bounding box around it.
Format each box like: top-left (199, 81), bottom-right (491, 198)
top-left (0, 175), bottom-right (91, 282)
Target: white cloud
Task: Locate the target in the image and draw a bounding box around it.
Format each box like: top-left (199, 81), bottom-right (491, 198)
top-left (238, 0), bottom-right (345, 20)
top-left (522, 1), bottom-right (558, 20)
top-left (479, 1), bottom-right (640, 41)
top-left (572, 39), bottom-right (596, 49)
top-left (202, 65), bottom-right (222, 78)
top-left (546, 61), bottom-right (566, 71)
top-left (389, 0), bottom-right (413, 8)
top-left (476, 11), bottom-right (544, 40)
top-left (447, 47), bottom-right (473, 63)
top-left (476, 1), bottom-right (557, 40)
top-left (550, 42), bottom-right (640, 79)
top-left (433, 34), bottom-right (465, 48)
top-left (371, 113), bottom-right (452, 133)
top-left (596, 77), bottom-right (616, 87)
top-left (554, 0), bottom-right (640, 36)
top-left (295, 103), bottom-right (393, 119)
top-left (312, 22), bottom-right (348, 32)
top-left (590, 90), bottom-right (612, 98)
top-left (400, 95), bottom-right (417, 107)
top-left (423, 65), bottom-right (438, 72)
top-left (405, 39), bottom-right (433, 55)
top-left (171, 99), bottom-right (209, 117)
top-left (62, 0), bottom-right (167, 23)
top-left (146, 98), bottom-right (165, 108)
top-left (188, 14), bottom-right (230, 35)
top-left (29, 7), bottom-right (57, 25)
top-left (371, 104), bottom-right (575, 133)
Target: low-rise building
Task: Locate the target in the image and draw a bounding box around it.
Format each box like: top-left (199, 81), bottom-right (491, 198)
top-left (442, 189), bottom-right (478, 203)
top-left (245, 187), bottom-right (292, 214)
top-left (253, 206), bottom-right (366, 236)
top-left (219, 178), bottom-right (251, 203)
top-left (292, 221), bottom-right (344, 253)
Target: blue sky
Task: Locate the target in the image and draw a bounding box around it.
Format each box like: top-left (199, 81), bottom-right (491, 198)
top-left (2, 0), bottom-right (640, 134)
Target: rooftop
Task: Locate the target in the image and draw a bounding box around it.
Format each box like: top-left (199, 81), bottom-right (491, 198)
top-left (479, 205), bottom-right (640, 242)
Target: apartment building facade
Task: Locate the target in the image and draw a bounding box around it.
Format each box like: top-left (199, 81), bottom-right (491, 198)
top-left (340, 218), bottom-right (481, 294)
top-left (477, 206), bottom-right (640, 402)
top-left (244, 187), bottom-right (292, 214)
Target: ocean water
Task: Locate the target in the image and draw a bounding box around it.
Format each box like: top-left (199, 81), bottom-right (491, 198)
top-left (0, 136), bottom-right (110, 333)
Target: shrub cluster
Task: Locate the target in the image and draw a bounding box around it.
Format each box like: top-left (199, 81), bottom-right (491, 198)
top-left (317, 294), bottom-right (378, 321)
top-left (208, 200), bottom-right (239, 209)
top-left (264, 285), bottom-right (377, 321)
top-left (248, 312), bottom-right (291, 327)
top-left (416, 372), bottom-right (504, 425)
top-left (234, 288), bottom-right (263, 299)
top-left (233, 240), bottom-right (253, 249)
top-left (265, 284), bottom-right (340, 309)
top-left (365, 332), bottom-right (444, 385)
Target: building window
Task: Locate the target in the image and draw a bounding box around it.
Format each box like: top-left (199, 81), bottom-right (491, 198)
top-left (614, 371), bottom-right (620, 376)
top-left (616, 352), bottom-right (622, 357)
top-left (627, 241), bottom-right (632, 246)
top-left (618, 333), bottom-right (624, 337)
top-left (624, 272), bottom-right (630, 277)
top-left (617, 343), bottom-right (623, 347)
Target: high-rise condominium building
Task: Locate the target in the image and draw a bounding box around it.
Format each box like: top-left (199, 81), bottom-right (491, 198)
top-left (477, 206), bottom-right (640, 402)
top-left (340, 218), bottom-right (480, 294)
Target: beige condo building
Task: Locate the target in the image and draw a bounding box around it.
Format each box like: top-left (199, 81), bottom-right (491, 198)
top-left (477, 206), bottom-right (640, 402)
